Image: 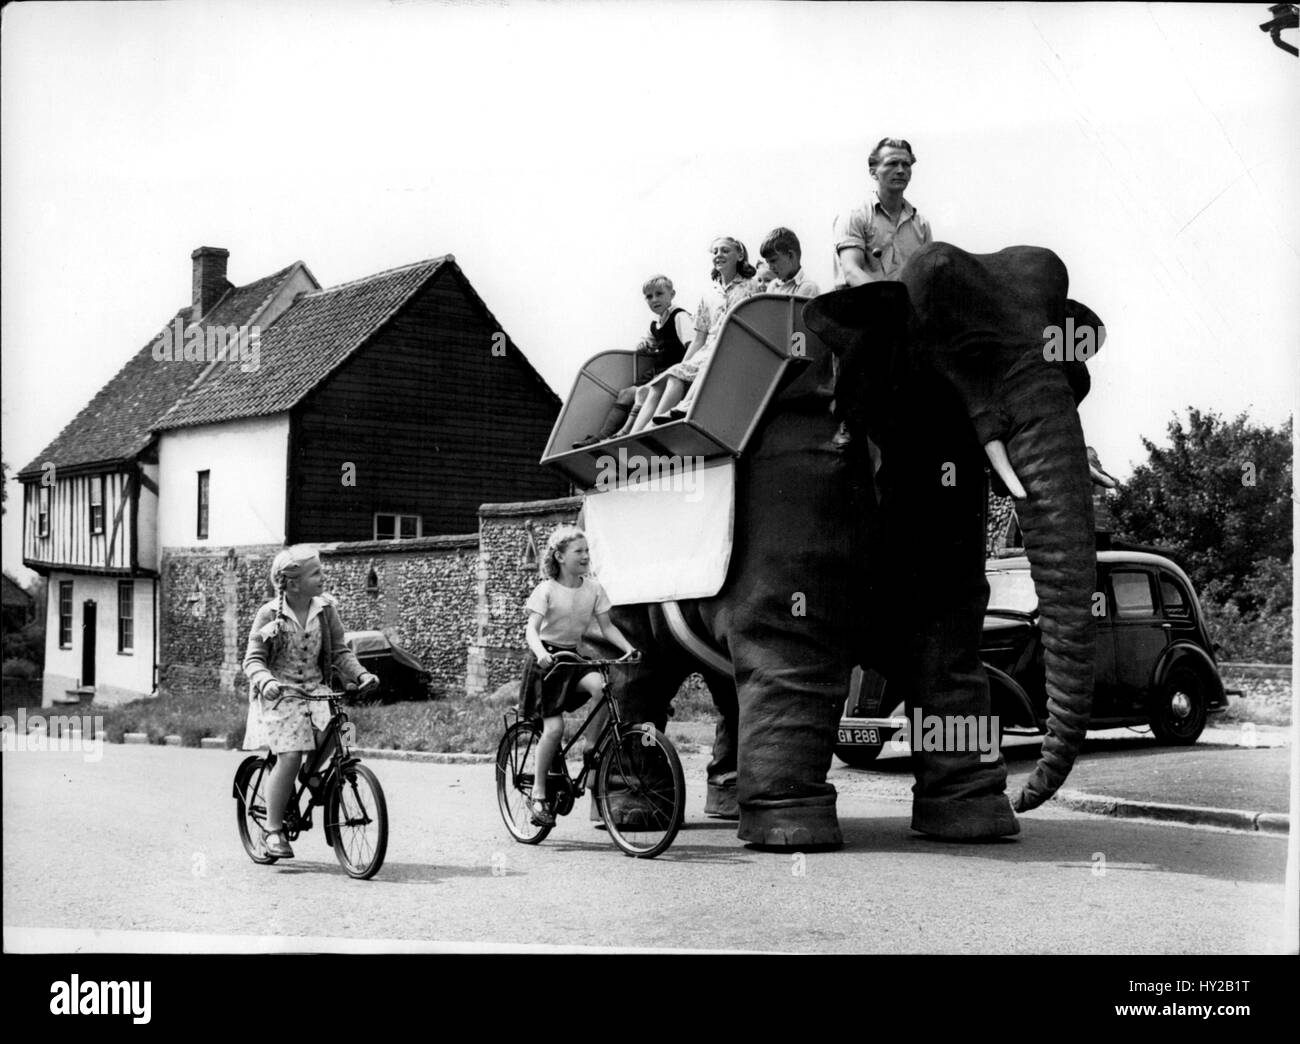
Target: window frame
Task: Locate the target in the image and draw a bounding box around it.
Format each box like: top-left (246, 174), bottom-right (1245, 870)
top-left (1109, 569), bottom-right (1157, 619)
top-left (1158, 572), bottom-right (1192, 621)
top-left (197, 470), bottom-right (210, 541)
top-left (373, 512), bottom-right (422, 542)
top-left (89, 475), bottom-right (105, 535)
top-left (117, 580), bottom-right (134, 653)
top-left (59, 581), bottom-right (73, 648)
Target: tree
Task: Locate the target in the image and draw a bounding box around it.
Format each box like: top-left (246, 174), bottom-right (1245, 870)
top-left (1111, 409), bottom-right (1292, 616)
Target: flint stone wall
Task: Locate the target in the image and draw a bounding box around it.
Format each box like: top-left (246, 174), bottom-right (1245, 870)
top-left (158, 489), bottom-right (1029, 703)
top-left (160, 535), bottom-right (479, 700)
top-left (465, 497), bottom-right (584, 697)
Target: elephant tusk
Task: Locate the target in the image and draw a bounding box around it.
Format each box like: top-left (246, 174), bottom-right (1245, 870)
top-left (984, 440), bottom-right (1027, 499)
top-left (1089, 462), bottom-right (1118, 489)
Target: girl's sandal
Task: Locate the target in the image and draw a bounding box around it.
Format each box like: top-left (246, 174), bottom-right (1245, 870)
top-left (529, 797), bottom-right (556, 828)
top-left (261, 826), bottom-right (295, 859)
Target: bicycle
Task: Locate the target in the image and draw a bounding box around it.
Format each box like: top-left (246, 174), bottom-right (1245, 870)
top-left (232, 684), bottom-right (389, 880)
top-left (495, 652), bottom-right (686, 858)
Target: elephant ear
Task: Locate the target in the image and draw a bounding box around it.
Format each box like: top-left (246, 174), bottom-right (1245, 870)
top-left (803, 282), bottom-right (913, 356)
top-left (804, 283), bottom-right (914, 452)
top-left (1060, 299), bottom-right (1104, 406)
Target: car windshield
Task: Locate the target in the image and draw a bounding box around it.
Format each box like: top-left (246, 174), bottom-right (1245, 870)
top-left (987, 570), bottom-right (1038, 614)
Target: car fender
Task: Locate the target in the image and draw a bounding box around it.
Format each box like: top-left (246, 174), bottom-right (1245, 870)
top-left (985, 664), bottom-right (1038, 729)
top-left (1152, 642), bottom-right (1226, 704)
top-left (851, 663), bottom-right (1033, 731)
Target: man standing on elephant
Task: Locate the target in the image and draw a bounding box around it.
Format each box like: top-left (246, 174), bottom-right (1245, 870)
top-left (833, 137), bottom-right (932, 287)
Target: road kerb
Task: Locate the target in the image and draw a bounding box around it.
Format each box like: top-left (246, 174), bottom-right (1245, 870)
top-left (1055, 789), bottom-right (1290, 834)
top-left (353, 747), bottom-right (493, 765)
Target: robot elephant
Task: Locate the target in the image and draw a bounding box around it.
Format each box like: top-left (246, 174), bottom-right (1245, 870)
top-left (603, 242), bottom-right (1102, 848)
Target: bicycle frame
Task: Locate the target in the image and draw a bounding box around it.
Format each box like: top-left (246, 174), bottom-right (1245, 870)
top-left (507, 656), bottom-right (645, 797)
top-left (249, 689), bottom-right (363, 840)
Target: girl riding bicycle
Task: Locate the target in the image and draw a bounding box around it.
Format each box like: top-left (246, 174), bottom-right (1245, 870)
top-left (524, 526), bottom-right (637, 827)
top-left (242, 546), bottom-right (378, 858)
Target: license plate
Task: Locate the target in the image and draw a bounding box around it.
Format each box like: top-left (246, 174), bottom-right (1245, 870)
top-left (837, 726), bottom-right (880, 745)
top-left (341, 722), bottom-right (358, 747)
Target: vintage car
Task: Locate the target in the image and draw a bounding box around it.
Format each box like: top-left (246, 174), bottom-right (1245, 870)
top-left (835, 550), bottom-right (1230, 767)
top-left (343, 630), bottom-right (435, 702)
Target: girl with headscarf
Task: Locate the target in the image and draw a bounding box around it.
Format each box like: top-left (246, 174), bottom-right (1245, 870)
top-left (242, 545), bottom-right (378, 859)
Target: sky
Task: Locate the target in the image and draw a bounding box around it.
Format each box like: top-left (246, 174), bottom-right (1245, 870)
top-left (2, 1), bottom-right (1297, 584)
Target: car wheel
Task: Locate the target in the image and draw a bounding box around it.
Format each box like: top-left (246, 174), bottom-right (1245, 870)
top-left (1149, 664), bottom-right (1208, 745)
top-left (834, 744), bottom-right (883, 768)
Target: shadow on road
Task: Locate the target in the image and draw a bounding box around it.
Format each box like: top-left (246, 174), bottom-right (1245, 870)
top-left (835, 815), bottom-right (1286, 884)
top-left (263, 860), bottom-right (528, 884)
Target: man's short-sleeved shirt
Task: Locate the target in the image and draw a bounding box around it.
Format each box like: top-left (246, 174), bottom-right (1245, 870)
top-left (768, 267), bottom-right (821, 298)
top-left (526, 576), bottom-right (612, 646)
top-left (832, 192), bottom-right (932, 286)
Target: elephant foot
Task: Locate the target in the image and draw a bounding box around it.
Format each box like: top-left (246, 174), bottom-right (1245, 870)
top-left (911, 794), bottom-right (1019, 841)
top-left (704, 781), bottom-right (739, 820)
top-left (738, 795), bottom-right (843, 850)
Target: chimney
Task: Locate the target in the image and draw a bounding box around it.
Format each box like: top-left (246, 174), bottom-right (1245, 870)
top-left (191, 246), bottom-right (231, 319)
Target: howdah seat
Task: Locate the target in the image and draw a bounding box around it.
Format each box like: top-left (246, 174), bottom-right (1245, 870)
top-left (541, 294), bottom-right (828, 490)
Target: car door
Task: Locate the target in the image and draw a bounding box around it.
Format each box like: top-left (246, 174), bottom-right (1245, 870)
top-left (1156, 569), bottom-right (1198, 644)
top-left (1091, 563), bottom-right (1119, 716)
top-left (1106, 568), bottom-right (1169, 714)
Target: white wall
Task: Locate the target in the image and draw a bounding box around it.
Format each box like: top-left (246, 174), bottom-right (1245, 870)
top-left (136, 463), bottom-right (159, 571)
top-left (42, 572), bottom-right (156, 707)
top-left (158, 415), bottom-right (289, 548)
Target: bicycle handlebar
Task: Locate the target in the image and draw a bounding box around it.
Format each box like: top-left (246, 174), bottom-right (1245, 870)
top-left (265, 683), bottom-right (369, 702)
top-left (540, 650), bottom-right (640, 681)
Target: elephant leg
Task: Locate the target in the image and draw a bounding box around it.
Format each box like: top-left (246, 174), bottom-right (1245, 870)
top-left (703, 410), bottom-right (856, 848)
top-left (701, 668), bottom-right (740, 818)
top-left (727, 626), bottom-right (848, 847)
top-left (881, 427), bottom-right (1017, 840)
top-left (589, 606), bottom-right (689, 821)
top-left (903, 590), bottom-right (1018, 839)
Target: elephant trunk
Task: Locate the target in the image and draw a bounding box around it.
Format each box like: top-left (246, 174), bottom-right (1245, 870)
top-left (1001, 374), bottom-right (1097, 812)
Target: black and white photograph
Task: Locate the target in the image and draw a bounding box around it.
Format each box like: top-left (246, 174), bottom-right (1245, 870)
top-left (1, 0), bottom-right (1296, 1003)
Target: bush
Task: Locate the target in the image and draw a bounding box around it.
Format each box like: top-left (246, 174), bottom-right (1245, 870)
top-left (1, 657), bottom-right (39, 679)
top-left (1201, 598), bottom-right (1291, 662)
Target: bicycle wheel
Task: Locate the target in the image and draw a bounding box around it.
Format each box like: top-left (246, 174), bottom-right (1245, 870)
top-left (596, 725), bottom-right (685, 858)
top-left (495, 721), bottom-right (552, 844)
top-left (326, 763), bottom-right (388, 880)
top-left (234, 756), bottom-right (278, 865)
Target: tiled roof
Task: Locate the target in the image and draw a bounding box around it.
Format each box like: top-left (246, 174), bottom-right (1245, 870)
top-left (154, 258), bottom-right (450, 431)
top-left (19, 264), bottom-right (302, 477)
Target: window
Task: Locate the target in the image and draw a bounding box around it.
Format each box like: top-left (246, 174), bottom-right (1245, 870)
top-left (38, 487), bottom-right (50, 537)
top-left (197, 470), bottom-right (210, 540)
top-left (59, 582), bottom-right (73, 647)
top-left (1110, 571), bottom-right (1155, 618)
top-left (1159, 575), bottom-right (1191, 620)
top-left (90, 476), bottom-right (105, 534)
top-left (373, 513), bottom-right (422, 541)
top-left (117, 581), bottom-right (134, 653)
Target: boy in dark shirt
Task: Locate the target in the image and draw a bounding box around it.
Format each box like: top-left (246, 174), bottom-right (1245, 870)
top-left (573, 275), bottom-right (694, 446)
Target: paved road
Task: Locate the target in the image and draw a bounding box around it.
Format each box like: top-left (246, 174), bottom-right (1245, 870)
top-left (830, 725), bottom-right (1294, 815)
top-left (3, 744), bottom-right (1291, 954)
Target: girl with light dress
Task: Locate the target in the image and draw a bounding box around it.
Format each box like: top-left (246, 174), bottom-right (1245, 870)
top-left (629, 236), bottom-right (760, 432)
top-left (242, 546), bottom-right (378, 858)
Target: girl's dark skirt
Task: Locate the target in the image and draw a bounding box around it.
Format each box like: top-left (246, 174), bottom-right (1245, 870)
top-left (520, 642), bottom-right (600, 719)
